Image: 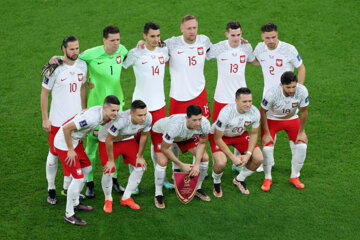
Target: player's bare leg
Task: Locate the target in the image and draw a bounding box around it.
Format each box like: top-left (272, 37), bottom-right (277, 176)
top-left (85, 134), bottom-right (98, 198)
top-left (234, 147), bottom-right (263, 195)
top-left (262, 145), bottom-right (274, 191)
top-left (152, 144), bottom-right (174, 190)
top-left (212, 151), bottom-right (226, 198)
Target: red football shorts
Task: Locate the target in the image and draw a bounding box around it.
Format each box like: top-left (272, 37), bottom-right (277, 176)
top-left (99, 139), bottom-right (140, 173)
top-left (261, 118), bottom-right (300, 146)
top-left (48, 126), bottom-right (60, 155)
top-left (169, 88), bottom-right (211, 119)
top-left (209, 132), bottom-right (259, 153)
top-left (212, 100), bottom-right (227, 122)
top-left (150, 106), bottom-right (166, 153)
top-left (55, 142), bottom-right (91, 179)
top-left (175, 137), bottom-right (199, 153)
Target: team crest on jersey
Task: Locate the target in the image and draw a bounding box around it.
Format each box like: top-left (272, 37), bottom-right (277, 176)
top-left (43, 76), bottom-right (49, 84)
top-left (76, 169), bottom-right (82, 176)
top-left (159, 56), bottom-right (164, 64)
top-left (276, 59), bottom-right (283, 67)
top-left (240, 55), bottom-right (246, 63)
top-left (292, 102), bottom-right (299, 108)
top-left (78, 73), bottom-right (83, 82)
top-left (197, 47), bottom-right (204, 55)
top-left (116, 56), bottom-right (121, 64)
top-left (244, 121), bottom-right (252, 127)
top-left (79, 120), bottom-right (88, 128)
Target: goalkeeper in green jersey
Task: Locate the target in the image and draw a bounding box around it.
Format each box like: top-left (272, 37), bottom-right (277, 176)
top-left (48, 26), bottom-right (128, 198)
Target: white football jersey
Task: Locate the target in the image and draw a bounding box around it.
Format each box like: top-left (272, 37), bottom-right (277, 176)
top-left (54, 106), bottom-right (104, 150)
top-left (152, 114), bottom-right (211, 143)
top-left (98, 110), bottom-right (152, 143)
top-left (123, 46), bottom-right (169, 111)
top-left (42, 60), bottom-right (87, 126)
top-left (254, 41), bottom-right (303, 96)
top-left (165, 35), bottom-right (212, 101)
top-left (207, 40), bottom-right (255, 104)
top-left (212, 104), bottom-right (260, 137)
top-left (261, 84), bottom-right (309, 120)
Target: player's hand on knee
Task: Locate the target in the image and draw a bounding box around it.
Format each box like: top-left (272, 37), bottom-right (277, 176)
top-left (261, 134), bottom-right (274, 146)
top-left (42, 120), bottom-right (51, 132)
top-left (296, 131), bottom-right (308, 144)
top-left (232, 155), bottom-right (242, 168)
top-left (136, 157), bottom-right (147, 171)
top-left (239, 155), bottom-right (250, 167)
top-left (65, 150), bottom-right (77, 167)
top-left (103, 161), bottom-right (115, 174)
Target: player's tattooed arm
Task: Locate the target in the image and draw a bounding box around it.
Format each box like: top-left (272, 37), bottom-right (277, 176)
top-left (260, 107), bottom-right (274, 146)
top-left (40, 87), bottom-right (51, 132)
top-left (296, 107), bottom-right (308, 144)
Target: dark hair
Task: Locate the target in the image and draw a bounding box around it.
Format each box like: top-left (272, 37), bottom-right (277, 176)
top-left (261, 22), bottom-right (278, 33)
top-left (61, 35), bottom-right (78, 49)
top-left (181, 15), bottom-right (197, 24)
top-left (186, 105), bottom-right (202, 118)
top-left (104, 95), bottom-right (120, 105)
top-left (235, 87), bottom-right (252, 99)
top-left (226, 21), bottom-right (242, 31)
top-left (144, 22), bottom-right (160, 34)
top-left (131, 100), bottom-right (147, 111)
top-left (103, 25), bottom-right (120, 39)
top-left (281, 71), bottom-right (298, 85)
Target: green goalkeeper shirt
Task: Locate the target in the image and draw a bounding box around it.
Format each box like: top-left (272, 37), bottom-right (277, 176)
top-left (79, 45), bottom-right (128, 108)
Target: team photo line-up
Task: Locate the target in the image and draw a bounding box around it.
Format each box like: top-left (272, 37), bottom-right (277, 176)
top-left (41, 15), bottom-right (309, 226)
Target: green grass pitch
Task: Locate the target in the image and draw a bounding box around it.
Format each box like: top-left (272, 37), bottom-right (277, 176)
top-left (0, 0), bottom-right (359, 239)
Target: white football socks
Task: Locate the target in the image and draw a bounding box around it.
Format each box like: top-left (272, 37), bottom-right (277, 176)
top-left (236, 167), bottom-right (254, 181)
top-left (79, 166), bottom-right (92, 193)
top-left (197, 161), bottom-right (209, 190)
top-left (150, 144), bottom-right (157, 168)
top-left (291, 143), bottom-right (307, 178)
top-left (212, 170), bottom-right (223, 184)
top-left (102, 173), bottom-right (114, 201)
top-left (46, 151), bottom-right (58, 190)
top-left (65, 178), bottom-right (82, 218)
top-left (122, 167), bottom-right (144, 200)
top-left (263, 146), bottom-right (275, 180)
top-left (63, 176), bottom-right (72, 190)
top-left (171, 144), bottom-right (181, 172)
top-left (155, 165), bottom-right (166, 196)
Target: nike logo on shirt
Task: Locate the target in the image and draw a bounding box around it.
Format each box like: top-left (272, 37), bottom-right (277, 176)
top-left (177, 51), bottom-right (184, 54)
top-left (142, 62), bottom-right (148, 64)
top-left (221, 59), bottom-right (228, 61)
top-left (97, 62), bottom-right (104, 64)
top-left (60, 78), bottom-right (67, 81)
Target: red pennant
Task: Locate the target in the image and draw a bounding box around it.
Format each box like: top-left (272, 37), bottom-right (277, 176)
top-left (173, 172), bottom-right (199, 204)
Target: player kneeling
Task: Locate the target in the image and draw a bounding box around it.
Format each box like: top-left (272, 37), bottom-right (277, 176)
top-left (152, 105), bottom-right (212, 206)
top-left (99, 100), bottom-right (151, 212)
top-left (260, 71), bottom-right (309, 191)
top-left (210, 88), bottom-right (263, 197)
top-left (54, 95), bottom-right (120, 226)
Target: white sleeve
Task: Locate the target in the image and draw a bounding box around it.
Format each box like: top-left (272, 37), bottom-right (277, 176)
top-left (143, 113), bottom-right (153, 132)
top-left (200, 118), bottom-right (211, 135)
top-left (73, 111), bottom-right (93, 130)
top-left (122, 49), bottom-right (138, 69)
top-left (206, 42), bottom-right (220, 60)
top-left (79, 61), bottom-right (87, 85)
top-left (289, 45), bottom-right (302, 68)
top-left (252, 108), bottom-right (261, 129)
top-left (261, 91), bottom-right (273, 111)
top-left (42, 69), bottom-right (58, 90)
top-left (162, 119), bottom-right (180, 144)
top-left (214, 106), bottom-right (231, 132)
top-left (162, 47), bottom-right (170, 62)
top-left (107, 118), bottom-right (127, 136)
top-left (299, 86), bottom-right (309, 108)
top-left (245, 43), bottom-right (255, 62)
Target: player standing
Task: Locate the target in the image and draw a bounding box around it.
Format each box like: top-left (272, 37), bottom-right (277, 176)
top-left (98, 100), bottom-right (151, 212)
top-left (253, 22), bottom-right (306, 96)
top-left (165, 15), bottom-right (212, 119)
top-left (260, 72), bottom-right (309, 191)
top-left (41, 35), bottom-right (87, 204)
top-left (124, 22), bottom-right (175, 201)
top-left (210, 88), bottom-right (263, 197)
top-left (152, 105), bottom-right (212, 206)
top-left (54, 95), bottom-right (120, 226)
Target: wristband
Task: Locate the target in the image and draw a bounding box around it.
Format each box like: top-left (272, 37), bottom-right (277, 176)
top-left (245, 151), bottom-right (252, 156)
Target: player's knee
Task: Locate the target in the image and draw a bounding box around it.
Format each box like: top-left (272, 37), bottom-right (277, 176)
top-left (157, 156), bottom-right (168, 167)
top-left (201, 152), bottom-right (209, 162)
